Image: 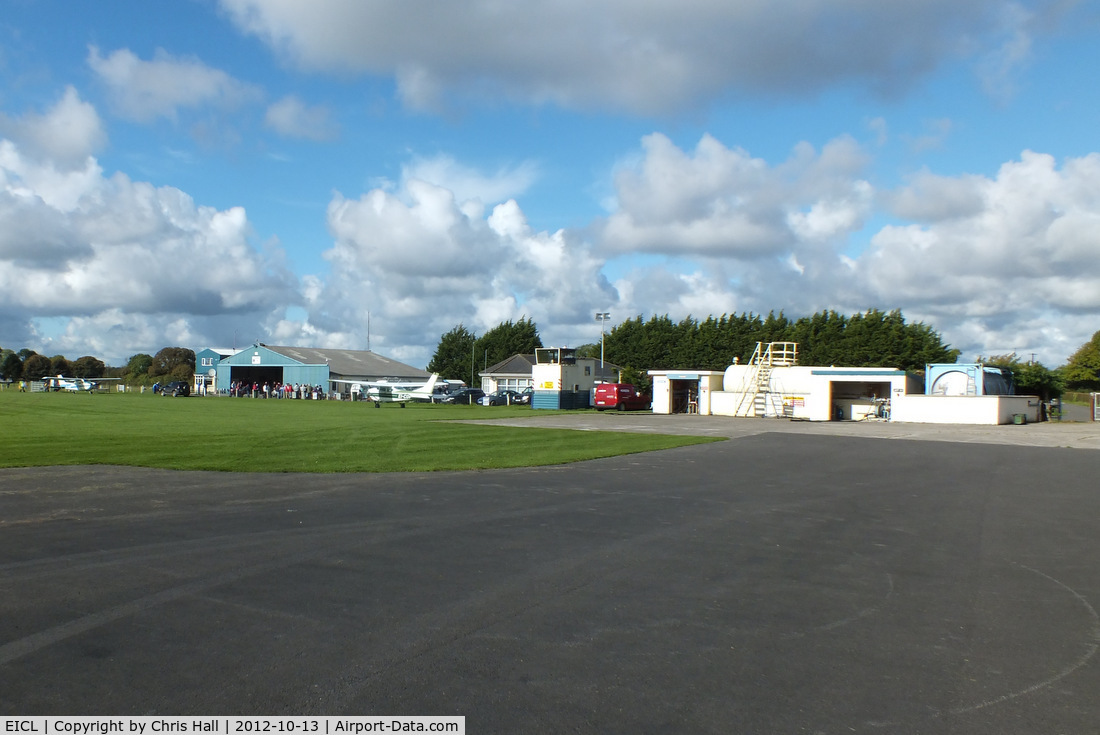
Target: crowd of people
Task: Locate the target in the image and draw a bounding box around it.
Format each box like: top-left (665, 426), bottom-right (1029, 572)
top-left (228, 381), bottom-right (329, 399)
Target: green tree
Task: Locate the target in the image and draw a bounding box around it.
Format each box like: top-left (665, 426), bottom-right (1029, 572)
top-left (0, 350), bottom-right (21, 381)
top-left (670, 316), bottom-right (699, 368)
top-left (603, 315), bottom-right (646, 370)
top-left (126, 353), bottom-right (153, 375)
top-left (149, 347), bottom-right (195, 380)
top-left (1015, 362), bottom-right (1064, 401)
top-left (982, 354), bottom-right (1064, 401)
top-left (427, 325), bottom-right (477, 385)
top-left (71, 356), bottom-right (106, 378)
top-left (727, 313), bottom-right (767, 364)
top-left (49, 355), bottom-right (71, 377)
top-left (573, 343), bottom-right (600, 359)
top-left (1062, 330), bottom-right (1100, 390)
top-left (124, 353), bottom-right (154, 385)
top-left (760, 310), bottom-right (791, 344)
top-left (474, 317), bottom-right (542, 372)
top-left (620, 365), bottom-right (650, 393)
top-left (639, 314), bottom-right (679, 369)
top-left (22, 353), bottom-right (52, 380)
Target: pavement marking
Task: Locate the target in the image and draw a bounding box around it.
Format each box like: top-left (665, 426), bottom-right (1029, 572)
top-left (944, 563), bottom-right (1100, 717)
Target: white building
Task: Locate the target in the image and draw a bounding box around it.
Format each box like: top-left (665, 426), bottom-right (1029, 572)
top-left (650, 342), bottom-right (1042, 425)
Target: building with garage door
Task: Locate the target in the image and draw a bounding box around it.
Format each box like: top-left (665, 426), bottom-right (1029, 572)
top-left (214, 343), bottom-right (428, 394)
top-left (650, 342), bottom-right (1041, 424)
top-left (652, 341), bottom-right (918, 420)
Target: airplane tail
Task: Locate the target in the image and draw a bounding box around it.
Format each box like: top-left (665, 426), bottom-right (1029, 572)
top-left (413, 373), bottom-right (439, 395)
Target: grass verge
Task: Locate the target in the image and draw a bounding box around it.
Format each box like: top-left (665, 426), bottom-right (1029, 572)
top-left (0, 390), bottom-right (719, 472)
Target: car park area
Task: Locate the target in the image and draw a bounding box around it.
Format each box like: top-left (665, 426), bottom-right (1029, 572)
top-left (443, 387), bottom-right (485, 404)
top-left (480, 389), bottom-right (525, 406)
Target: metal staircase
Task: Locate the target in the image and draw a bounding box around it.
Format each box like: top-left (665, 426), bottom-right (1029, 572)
top-left (733, 342), bottom-right (798, 417)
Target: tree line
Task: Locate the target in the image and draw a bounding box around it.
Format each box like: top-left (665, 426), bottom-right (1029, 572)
top-left (0, 346), bottom-right (195, 386)
top-left (0, 349), bottom-right (107, 382)
top-left (601, 309), bottom-right (961, 375)
top-left (425, 308), bottom-right (962, 381)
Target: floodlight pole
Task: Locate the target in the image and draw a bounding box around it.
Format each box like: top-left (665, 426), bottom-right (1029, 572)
top-left (596, 312), bottom-right (610, 379)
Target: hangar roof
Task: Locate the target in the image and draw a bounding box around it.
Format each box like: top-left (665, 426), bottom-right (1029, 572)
top-left (261, 345), bottom-right (428, 380)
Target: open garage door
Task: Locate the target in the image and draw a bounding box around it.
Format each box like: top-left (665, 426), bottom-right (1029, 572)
top-left (831, 380), bottom-right (891, 420)
top-left (669, 379), bottom-right (696, 414)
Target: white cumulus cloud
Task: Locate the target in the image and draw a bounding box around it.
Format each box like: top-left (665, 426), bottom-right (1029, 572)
top-left (87, 46), bottom-right (262, 122)
top-left (310, 167), bottom-right (613, 364)
top-left (602, 133), bottom-right (873, 260)
top-left (0, 87), bottom-right (106, 169)
top-left (835, 150), bottom-right (1100, 362)
top-left (0, 126), bottom-right (297, 363)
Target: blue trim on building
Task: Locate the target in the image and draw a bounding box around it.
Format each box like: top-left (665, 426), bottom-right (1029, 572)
top-left (810, 369), bottom-right (905, 376)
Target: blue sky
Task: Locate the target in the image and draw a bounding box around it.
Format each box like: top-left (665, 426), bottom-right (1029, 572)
top-left (1, 0), bottom-right (1099, 368)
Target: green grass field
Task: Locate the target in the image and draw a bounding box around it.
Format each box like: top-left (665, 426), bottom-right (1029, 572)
top-left (0, 389), bottom-right (718, 472)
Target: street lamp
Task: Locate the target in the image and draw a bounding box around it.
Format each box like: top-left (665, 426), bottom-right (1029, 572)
top-left (595, 312), bottom-right (610, 378)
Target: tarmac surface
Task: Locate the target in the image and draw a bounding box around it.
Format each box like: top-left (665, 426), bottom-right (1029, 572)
top-left (464, 407), bottom-right (1100, 449)
top-left (2, 414), bottom-right (1100, 732)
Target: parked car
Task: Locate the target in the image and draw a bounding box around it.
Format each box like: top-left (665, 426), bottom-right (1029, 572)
top-left (516, 386), bottom-right (533, 404)
top-left (445, 388), bottom-right (485, 405)
top-left (593, 383), bottom-right (650, 411)
top-left (161, 380), bottom-right (191, 397)
top-left (484, 389), bottom-right (524, 406)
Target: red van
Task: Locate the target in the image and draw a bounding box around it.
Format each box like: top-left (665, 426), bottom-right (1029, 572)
top-left (594, 383), bottom-right (651, 411)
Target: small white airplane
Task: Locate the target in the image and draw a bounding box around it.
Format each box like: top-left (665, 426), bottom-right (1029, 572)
top-left (43, 375), bottom-right (113, 392)
top-left (334, 373), bottom-right (441, 407)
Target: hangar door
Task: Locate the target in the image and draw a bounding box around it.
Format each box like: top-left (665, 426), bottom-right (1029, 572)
top-left (230, 365), bottom-right (284, 386)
